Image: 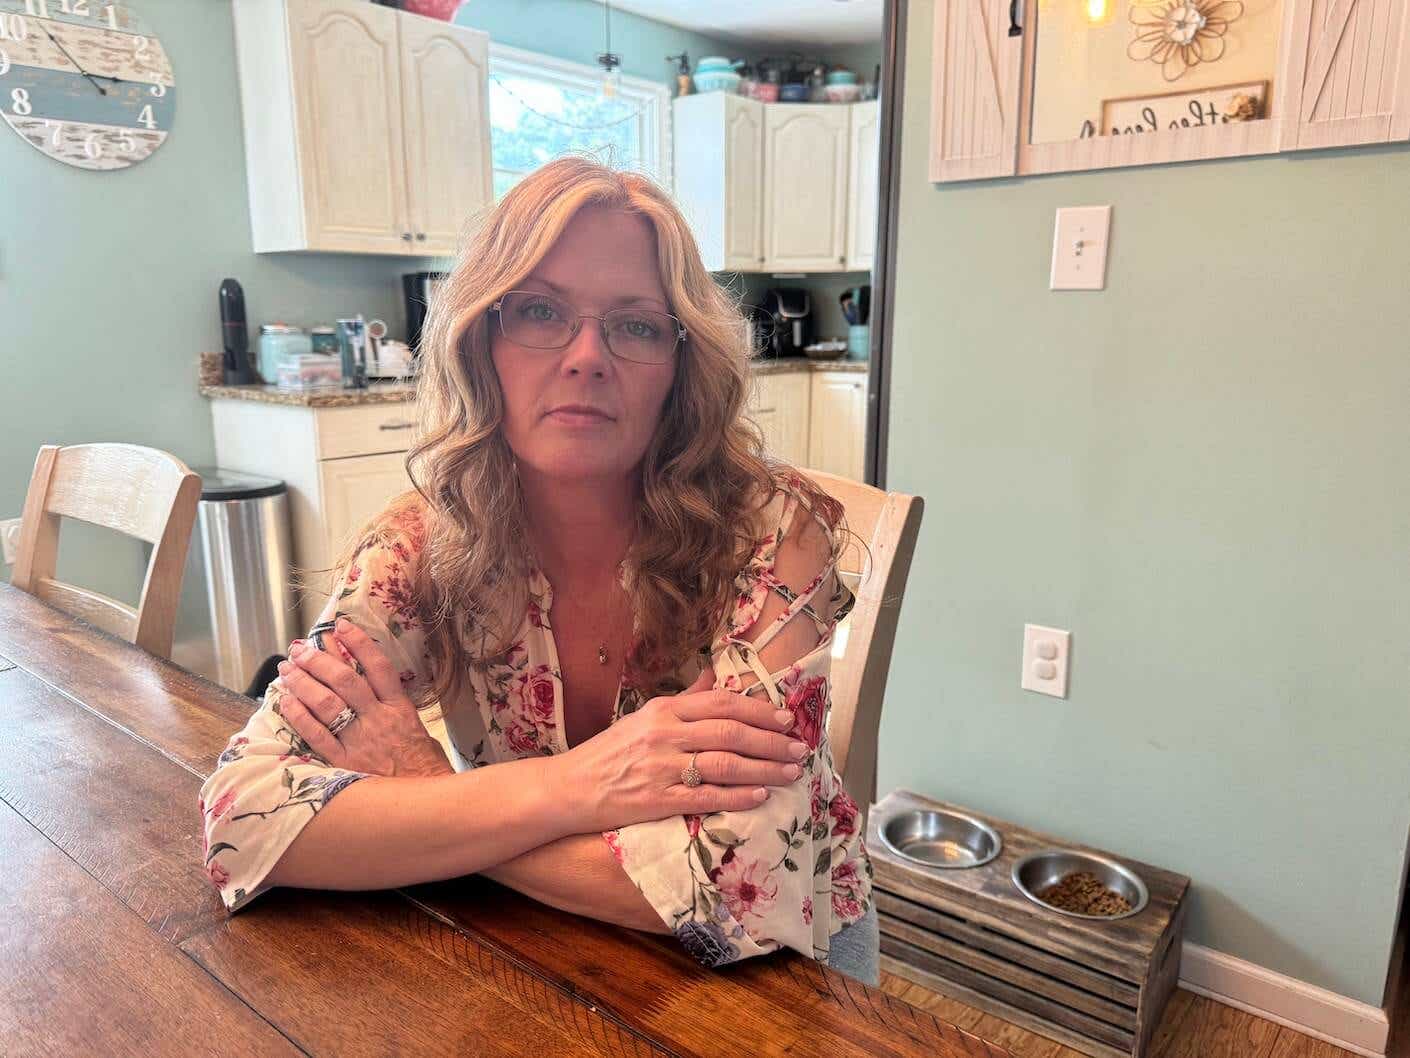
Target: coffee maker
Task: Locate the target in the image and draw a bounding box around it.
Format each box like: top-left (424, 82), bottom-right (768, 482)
top-left (403, 271), bottom-right (449, 355)
top-left (761, 288), bottom-right (812, 358)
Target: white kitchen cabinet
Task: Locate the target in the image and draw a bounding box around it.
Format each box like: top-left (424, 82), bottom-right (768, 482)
top-left (751, 372), bottom-right (811, 466)
top-left (672, 94), bottom-right (765, 271)
top-left (807, 371), bottom-right (867, 481)
top-left (399, 14), bottom-right (493, 253)
top-left (233, 0), bottom-right (490, 254)
top-left (846, 100), bottom-right (881, 271)
top-left (320, 452), bottom-right (416, 557)
top-left (675, 99), bottom-right (873, 274)
top-left (210, 397), bottom-right (418, 627)
top-left (764, 104), bottom-right (851, 272)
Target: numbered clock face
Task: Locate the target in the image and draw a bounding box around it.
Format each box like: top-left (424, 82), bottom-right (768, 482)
top-left (0, 0), bottom-right (174, 170)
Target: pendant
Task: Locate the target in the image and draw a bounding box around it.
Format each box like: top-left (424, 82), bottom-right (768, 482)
top-left (597, 646), bottom-right (609, 665)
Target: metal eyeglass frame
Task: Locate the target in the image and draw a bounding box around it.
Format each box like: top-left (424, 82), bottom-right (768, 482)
top-left (490, 290), bottom-right (688, 364)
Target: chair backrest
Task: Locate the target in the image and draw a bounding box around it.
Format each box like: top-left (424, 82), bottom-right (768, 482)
top-left (10, 444), bottom-right (202, 659)
top-left (804, 469), bottom-right (924, 815)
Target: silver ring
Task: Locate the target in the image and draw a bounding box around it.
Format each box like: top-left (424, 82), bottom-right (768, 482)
top-left (680, 751), bottom-right (702, 788)
top-left (327, 706), bottom-right (357, 736)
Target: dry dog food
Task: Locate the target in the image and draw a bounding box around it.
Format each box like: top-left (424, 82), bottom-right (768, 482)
top-left (1038, 872), bottom-right (1133, 916)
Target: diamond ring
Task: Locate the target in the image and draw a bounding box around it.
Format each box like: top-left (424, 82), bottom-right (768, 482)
top-left (327, 706), bottom-right (357, 736)
top-left (680, 751), bottom-right (702, 788)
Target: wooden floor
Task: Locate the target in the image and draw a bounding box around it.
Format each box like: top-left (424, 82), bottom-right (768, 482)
top-left (878, 974), bottom-right (1369, 1058)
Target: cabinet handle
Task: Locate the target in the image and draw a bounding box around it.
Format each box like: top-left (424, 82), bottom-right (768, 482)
top-left (1008, 0), bottom-right (1023, 36)
top-left (838, 255), bottom-right (846, 265)
top-left (416, 233), bottom-right (427, 241)
top-left (379, 420), bottom-right (415, 431)
top-left (401, 232), bottom-right (413, 242)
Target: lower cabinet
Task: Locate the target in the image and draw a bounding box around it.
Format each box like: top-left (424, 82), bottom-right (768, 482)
top-left (750, 368), bottom-right (867, 481)
top-left (320, 452), bottom-right (415, 557)
top-left (752, 372), bottom-right (812, 467)
top-left (210, 398), bottom-right (416, 628)
top-left (808, 371), bottom-right (868, 482)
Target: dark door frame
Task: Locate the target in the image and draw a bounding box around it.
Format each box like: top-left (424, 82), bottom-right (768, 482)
top-left (864, 0), bottom-right (907, 489)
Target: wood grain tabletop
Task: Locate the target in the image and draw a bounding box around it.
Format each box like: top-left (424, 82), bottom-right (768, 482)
top-left (0, 582), bottom-right (1010, 1057)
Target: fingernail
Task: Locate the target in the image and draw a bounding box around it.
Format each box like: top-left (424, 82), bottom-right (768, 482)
top-left (783, 763), bottom-right (802, 780)
top-left (336, 616), bottom-right (351, 632)
top-left (753, 787), bottom-right (769, 802)
top-left (774, 709), bottom-right (793, 727)
top-left (789, 741), bottom-right (808, 759)
top-left (277, 661), bottom-right (290, 674)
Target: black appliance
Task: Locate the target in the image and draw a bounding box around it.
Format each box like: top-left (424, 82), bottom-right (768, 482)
top-left (403, 271), bottom-right (449, 355)
top-left (743, 302), bottom-right (775, 359)
top-left (218, 278), bottom-right (259, 384)
top-left (761, 287), bottom-right (812, 358)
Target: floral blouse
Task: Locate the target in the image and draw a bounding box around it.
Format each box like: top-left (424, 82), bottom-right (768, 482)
top-left (198, 482), bottom-right (873, 968)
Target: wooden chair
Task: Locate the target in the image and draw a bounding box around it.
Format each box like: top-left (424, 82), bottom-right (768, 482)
top-left (804, 469), bottom-right (924, 820)
top-left (11, 444), bottom-right (202, 659)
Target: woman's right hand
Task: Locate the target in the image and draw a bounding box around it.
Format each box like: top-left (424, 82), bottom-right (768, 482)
top-left (562, 668), bottom-right (809, 833)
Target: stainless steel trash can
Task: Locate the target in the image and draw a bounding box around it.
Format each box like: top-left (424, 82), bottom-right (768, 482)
top-left (180, 468), bottom-right (298, 694)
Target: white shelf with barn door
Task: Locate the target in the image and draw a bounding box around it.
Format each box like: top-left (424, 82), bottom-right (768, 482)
top-left (233, 0), bottom-right (491, 254)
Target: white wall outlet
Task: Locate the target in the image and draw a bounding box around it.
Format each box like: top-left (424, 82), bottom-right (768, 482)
top-left (0, 518), bottom-right (21, 566)
top-left (1021, 624), bottom-right (1071, 698)
top-left (1050, 205), bottom-right (1112, 290)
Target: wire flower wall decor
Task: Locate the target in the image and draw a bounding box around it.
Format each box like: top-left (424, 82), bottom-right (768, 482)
top-left (1127, 0), bottom-right (1245, 81)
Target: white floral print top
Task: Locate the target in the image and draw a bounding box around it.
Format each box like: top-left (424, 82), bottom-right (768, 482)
top-left (198, 481), bottom-right (873, 969)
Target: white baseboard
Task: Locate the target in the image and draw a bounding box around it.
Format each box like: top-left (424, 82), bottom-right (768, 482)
top-left (1179, 943), bottom-right (1390, 1057)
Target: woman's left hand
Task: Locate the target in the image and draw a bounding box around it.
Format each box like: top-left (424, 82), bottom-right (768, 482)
top-left (275, 616), bottom-right (453, 778)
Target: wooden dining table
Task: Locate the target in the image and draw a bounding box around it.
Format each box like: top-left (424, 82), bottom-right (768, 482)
top-left (0, 581), bottom-right (1009, 1057)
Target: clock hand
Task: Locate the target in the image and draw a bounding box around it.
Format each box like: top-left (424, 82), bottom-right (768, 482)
top-left (42, 24), bottom-right (107, 96)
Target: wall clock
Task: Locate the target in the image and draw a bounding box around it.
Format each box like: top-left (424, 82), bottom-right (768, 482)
top-left (0, 0), bottom-right (174, 170)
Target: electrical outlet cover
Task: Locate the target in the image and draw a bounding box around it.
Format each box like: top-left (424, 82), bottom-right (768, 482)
top-left (1021, 623), bottom-right (1071, 698)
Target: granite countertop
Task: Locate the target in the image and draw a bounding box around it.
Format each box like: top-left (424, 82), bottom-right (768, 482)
top-left (199, 359), bottom-right (868, 407)
top-left (750, 358), bottom-right (869, 376)
top-left (199, 383), bottom-right (417, 407)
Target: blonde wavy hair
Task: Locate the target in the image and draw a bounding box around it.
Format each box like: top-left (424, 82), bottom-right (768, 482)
top-left (351, 156), bottom-right (841, 710)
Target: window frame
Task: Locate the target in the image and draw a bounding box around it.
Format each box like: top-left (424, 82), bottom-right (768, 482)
top-left (487, 42), bottom-right (673, 191)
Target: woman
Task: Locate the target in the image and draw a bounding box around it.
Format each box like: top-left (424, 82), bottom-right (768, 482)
top-left (198, 157), bottom-right (877, 984)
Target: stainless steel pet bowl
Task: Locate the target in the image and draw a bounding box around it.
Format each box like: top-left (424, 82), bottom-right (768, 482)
top-left (879, 808), bottom-right (1002, 869)
top-left (1012, 849), bottom-right (1150, 921)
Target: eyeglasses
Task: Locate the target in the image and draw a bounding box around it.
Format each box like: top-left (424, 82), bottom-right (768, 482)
top-left (490, 290), bottom-right (686, 366)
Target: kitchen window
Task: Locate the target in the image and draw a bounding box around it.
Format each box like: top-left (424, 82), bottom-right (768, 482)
top-left (488, 43), bottom-right (671, 199)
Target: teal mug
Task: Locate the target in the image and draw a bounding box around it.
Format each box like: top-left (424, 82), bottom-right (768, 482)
top-left (847, 324), bottom-right (870, 360)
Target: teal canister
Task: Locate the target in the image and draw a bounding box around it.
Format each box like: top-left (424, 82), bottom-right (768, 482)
top-left (847, 324), bottom-right (870, 360)
top-left (258, 324), bottom-right (312, 383)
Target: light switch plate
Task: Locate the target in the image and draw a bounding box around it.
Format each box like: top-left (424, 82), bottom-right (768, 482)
top-left (1021, 623), bottom-right (1071, 698)
top-left (1050, 206), bottom-right (1111, 290)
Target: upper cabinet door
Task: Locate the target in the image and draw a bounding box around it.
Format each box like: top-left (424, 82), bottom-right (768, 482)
top-left (1279, 0), bottom-right (1410, 150)
top-left (930, 0), bottom-right (1024, 181)
top-left (765, 105), bottom-right (850, 271)
top-left (399, 18), bottom-right (492, 255)
top-left (847, 100), bottom-right (881, 271)
top-left (723, 96), bottom-right (766, 271)
top-left (288, 0), bottom-right (410, 253)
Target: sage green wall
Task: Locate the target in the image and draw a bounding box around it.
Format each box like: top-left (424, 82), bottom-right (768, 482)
top-left (883, 0), bottom-right (1410, 1006)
